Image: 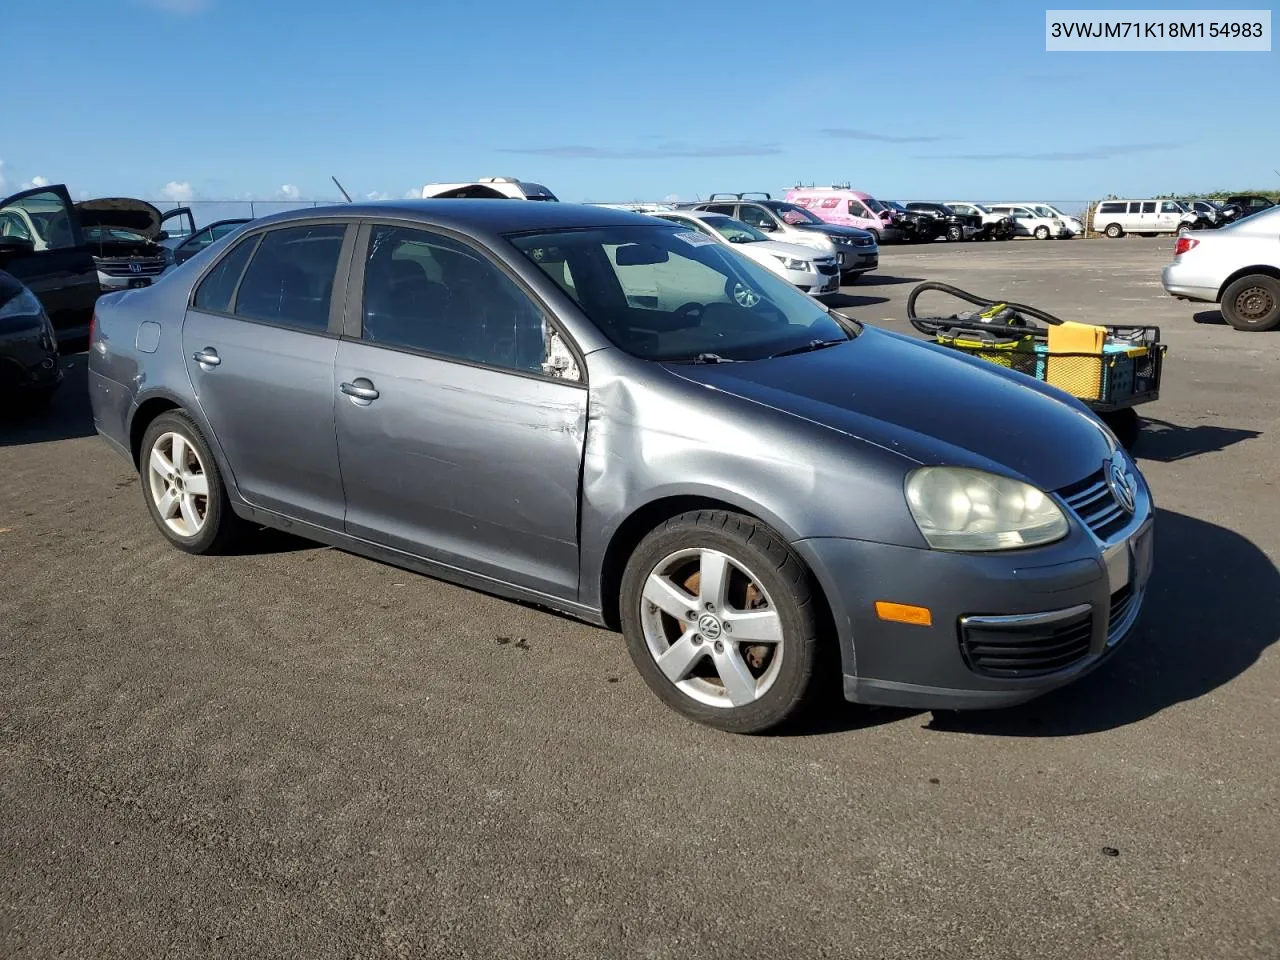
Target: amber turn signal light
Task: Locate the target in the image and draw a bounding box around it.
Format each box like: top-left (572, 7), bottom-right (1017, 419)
top-left (875, 601), bottom-right (933, 627)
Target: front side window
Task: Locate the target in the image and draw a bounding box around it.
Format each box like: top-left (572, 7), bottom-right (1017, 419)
top-left (763, 201), bottom-right (825, 226)
top-left (233, 223), bottom-right (346, 331)
top-left (0, 211), bottom-right (32, 241)
top-left (508, 225), bottom-right (852, 363)
top-left (702, 217), bottom-right (770, 245)
top-left (1140, 202), bottom-right (1156, 214)
top-left (848, 200), bottom-right (874, 218)
top-left (192, 234), bottom-right (260, 313)
top-left (863, 197), bottom-right (887, 214)
top-left (362, 225), bottom-right (570, 378)
top-left (737, 204), bottom-right (777, 229)
top-left (1161, 201), bottom-right (1182, 213)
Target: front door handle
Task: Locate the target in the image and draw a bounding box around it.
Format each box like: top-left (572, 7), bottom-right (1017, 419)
top-left (340, 378), bottom-right (379, 405)
top-left (192, 347), bottom-right (221, 367)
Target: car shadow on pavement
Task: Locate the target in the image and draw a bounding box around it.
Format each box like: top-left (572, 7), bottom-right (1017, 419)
top-left (825, 292), bottom-right (890, 309)
top-left (1133, 416), bottom-right (1261, 463)
top-left (1192, 309), bottom-right (1226, 325)
top-left (853, 274), bottom-right (924, 287)
top-left (0, 353), bottom-right (95, 448)
top-left (925, 507), bottom-right (1279, 737)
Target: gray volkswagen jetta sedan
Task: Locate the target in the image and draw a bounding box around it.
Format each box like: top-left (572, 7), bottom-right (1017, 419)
top-left (87, 200), bottom-right (1154, 733)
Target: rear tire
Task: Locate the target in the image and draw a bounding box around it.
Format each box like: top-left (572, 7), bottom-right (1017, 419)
top-left (619, 510), bottom-right (824, 734)
top-left (1105, 223), bottom-right (1124, 238)
top-left (139, 411), bottom-right (247, 554)
top-left (1221, 274), bottom-right (1280, 332)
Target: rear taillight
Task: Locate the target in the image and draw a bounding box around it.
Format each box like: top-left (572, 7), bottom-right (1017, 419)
top-left (1174, 237), bottom-right (1199, 256)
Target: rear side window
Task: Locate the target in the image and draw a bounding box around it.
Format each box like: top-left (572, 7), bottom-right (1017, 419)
top-left (233, 224), bottom-right (346, 332)
top-left (1141, 202), bottom-right (1156, 214)
top-left (192, 234), bottom-right (259, 313)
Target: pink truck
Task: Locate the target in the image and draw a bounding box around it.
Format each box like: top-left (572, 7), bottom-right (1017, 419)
top-left (784, 186), bottom-right (906, 243)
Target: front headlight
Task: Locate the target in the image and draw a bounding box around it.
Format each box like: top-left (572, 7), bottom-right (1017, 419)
top-left (905, 467), bottom-right (1068, 551)
top-left (774, 255), bottom-right (811, 271)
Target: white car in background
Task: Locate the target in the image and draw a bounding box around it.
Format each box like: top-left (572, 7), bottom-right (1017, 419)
top-left (421, 176), bottom-right (559, 201)
top-left (998, 202), bottom-right (1085, 237)
top-left (602, 206), bottom-right (841, 296)
top-left (986, 204), bottom-right (1068, 240)
top-left (1161, 205), bottom-right (1280, 331)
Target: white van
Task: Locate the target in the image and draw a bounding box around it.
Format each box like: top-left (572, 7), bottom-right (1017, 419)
top-left (1092, 199), bottom-right (1186, 238)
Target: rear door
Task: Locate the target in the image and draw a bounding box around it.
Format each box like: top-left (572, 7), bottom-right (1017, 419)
top-left (333, 222), bottom-right (588, 598)
top-left (182, 220), bottom-right (353, 528)
top-left (0, 184), bottom-right (99, 339)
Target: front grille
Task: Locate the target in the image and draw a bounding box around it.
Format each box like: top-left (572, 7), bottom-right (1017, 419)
top-left (1056, 470), bottom-right (1130, 541)
top-left (97, 258), bottom-right (166, 277)
top-left (852, 236), bottom-right (874, 247)
top-left (960, 606), bottom-right (1094, 678)
top-left (816, 262), bottom-right (839, 276)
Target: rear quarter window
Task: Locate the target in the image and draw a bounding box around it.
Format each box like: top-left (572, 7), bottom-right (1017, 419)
top-left (192, 234), bottom-right (260, 313)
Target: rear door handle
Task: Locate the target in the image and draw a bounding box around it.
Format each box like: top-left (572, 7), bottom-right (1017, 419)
top-left (340, 378), bottom-right (379, 404)
top-left (192, 347), bottom-right (221, 366)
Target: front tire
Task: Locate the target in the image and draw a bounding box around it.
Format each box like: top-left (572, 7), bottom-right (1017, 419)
top-left (1221, 274), bottom-right (1280, 332)
top-left (620, 510), bottom-right (823, 734)
top-left (1034, 225), bottom-right (1051, 240)
top-left (1105, 223), bottom-right (1124, 238)
top-left (946, 224), bottom-right (963, 242)
top-left (140, 411), bottom-right (246, 554)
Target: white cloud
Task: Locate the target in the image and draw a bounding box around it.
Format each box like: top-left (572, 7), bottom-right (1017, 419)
top-left (278, 184), bottom-right (302, 201)
top-left (20, 175), bottom-right (50, 190)
top-left (404, 188), bottom-right (423, 199)
top-left (159, 180), bottom-right (195, 202)
top-left (365, 191), bottom-right (390, 201)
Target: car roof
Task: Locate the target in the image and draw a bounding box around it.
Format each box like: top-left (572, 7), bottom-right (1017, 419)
top-left (241, 199), bottom-right (660, 234)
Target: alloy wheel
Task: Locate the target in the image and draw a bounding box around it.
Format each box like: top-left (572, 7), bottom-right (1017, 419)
top-left (147, 431), bottom-right (210, 537)
top-left (638, 548), bottom-right (784, 708)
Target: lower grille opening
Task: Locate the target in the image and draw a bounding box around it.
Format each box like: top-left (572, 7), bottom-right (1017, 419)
top-left (960, 607), bottom-right (1094, 678)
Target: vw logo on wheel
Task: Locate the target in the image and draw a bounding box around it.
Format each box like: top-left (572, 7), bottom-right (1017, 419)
top-left (1107, 456), bottom-right (1136, 514)
top-left (697, 614), bottom-right (723, 641)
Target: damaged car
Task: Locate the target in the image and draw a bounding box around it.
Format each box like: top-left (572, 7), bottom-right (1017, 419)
top-left (76, 198), bottom-right (194, 291)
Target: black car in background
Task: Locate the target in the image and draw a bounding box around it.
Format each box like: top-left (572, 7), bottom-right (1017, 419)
top-left (0, 268), bottom-right (61, 407)
top-left (1224, 195), bottom-right (1276, 215)
top-left (167, 218), bottom-right (252, 265)
top-left (0, 184), bottom-right (100, 343)
top-left (904, 202), bottom-right (983, 242)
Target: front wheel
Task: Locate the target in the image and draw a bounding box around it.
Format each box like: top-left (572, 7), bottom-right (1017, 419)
top-left (620, 511), bottom-right (823, 734)
top-left (1105, 223), bottom-right (1124, 238)
top-left (1221, 274), bottom-right (1280, 331)
top-left (946, 225), bottom-right (963, 242)
top-left (140, 411), bottom-right (246, 554)
top-left (1177, 224), bottom-right (1194, 236)
top-left (1034, 226), bottom-right (1051, 240)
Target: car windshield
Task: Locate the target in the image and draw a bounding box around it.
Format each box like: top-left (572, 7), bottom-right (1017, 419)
top-left (762, 201), bottom-right (824, 226)
top-left (85, 226), bottom-right (150, 242)
top-left (704, 216), bottom-right (769, 244)
top-left (863, 197), bottom-right (887, 214)
top-left (968, 203), bottom-right (992, 214)
top-left (510, 225), bottom-right (852, 362)
top-left (1032, 206), bottom-right (1057, 218)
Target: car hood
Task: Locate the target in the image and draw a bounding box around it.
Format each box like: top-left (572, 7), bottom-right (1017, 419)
top-left (738, 239), bottom-right (835, 261)
top-left (664, 327), bottom-right (1112, 492)
top-left (793, 222), bottom-right (874, 240)
top-left (75, 198), bottom-right (164, 240)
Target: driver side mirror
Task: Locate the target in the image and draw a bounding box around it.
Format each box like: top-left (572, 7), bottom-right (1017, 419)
top-left (755, 222), bottom-right (776, 232)
top-left (0, 236), bottom-right (35, 261)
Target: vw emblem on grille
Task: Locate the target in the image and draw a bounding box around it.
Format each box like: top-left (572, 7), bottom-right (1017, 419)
top-left (1107, 457), bottom-right (1136, 514)
top-left (129, 263), bottom-right (142, 274)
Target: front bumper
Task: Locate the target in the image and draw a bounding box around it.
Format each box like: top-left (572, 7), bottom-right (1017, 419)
top-left (794, 498), bottom-right (1155, 710)
top-left (1160, 264), bottom-right (1218, 303)
top-left (836, 248), bottom-right (879, 273)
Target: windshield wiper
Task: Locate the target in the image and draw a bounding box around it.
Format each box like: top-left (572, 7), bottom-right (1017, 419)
top-left (667, 352), bottom-right (738, 364)
top-left (768, 337), bottom-right (848, 359)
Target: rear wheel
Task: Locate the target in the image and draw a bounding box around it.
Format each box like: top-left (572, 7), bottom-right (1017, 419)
top-left (140, 411), bottom-right (246, 554)
top-left (1221, 274), bottom-right (1280, 332)
top-left (1105, 223), bottom-right (1124, 238)
top-left (620, 510), bottom-right (823, 734)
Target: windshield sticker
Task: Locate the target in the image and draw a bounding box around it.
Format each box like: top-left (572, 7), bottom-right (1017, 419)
top-left (673, 230), bottom-right (717, 247)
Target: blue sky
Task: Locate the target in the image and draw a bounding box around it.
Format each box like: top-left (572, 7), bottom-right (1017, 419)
top-left (3, 0), bottom-right (1277, 210)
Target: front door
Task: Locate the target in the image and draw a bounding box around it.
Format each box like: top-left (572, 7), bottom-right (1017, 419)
top-left (0, 184), bottom-right (100, 339)
top-left (333, 223), bottom-right (587, 599)
top-left (182, 221), bottom-right (352, 528)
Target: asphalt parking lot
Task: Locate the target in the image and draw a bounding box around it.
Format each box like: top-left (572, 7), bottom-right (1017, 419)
top-left (2, 237), bottom-right (1277, 959)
